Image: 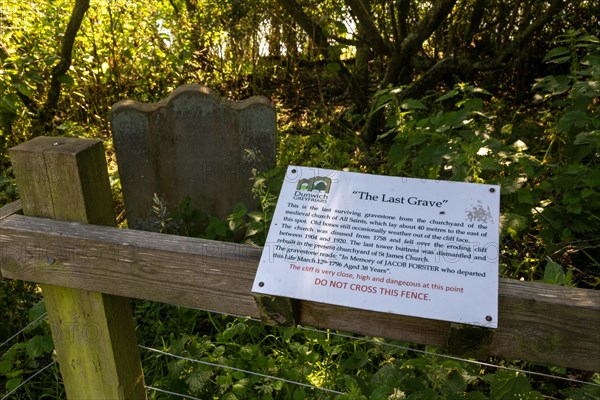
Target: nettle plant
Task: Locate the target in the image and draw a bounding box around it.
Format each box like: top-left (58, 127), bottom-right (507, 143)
top-left (527, 31), bottom-right (599, 286)
top-left (381, 31), bottom-right (599, 287)
top-left (531, 31), bottom-right (599, 240)
top-left (137, 307), bottom-right (576, 400)
top-left (383, 83), bottom-right (494, 182)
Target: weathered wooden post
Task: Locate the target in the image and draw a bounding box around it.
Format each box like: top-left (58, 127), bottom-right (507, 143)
top-left (9, 136), bottom-right (145, 399)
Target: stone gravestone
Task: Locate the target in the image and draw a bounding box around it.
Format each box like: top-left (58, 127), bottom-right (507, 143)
top-left (111, 84), bottom-right (276, 230)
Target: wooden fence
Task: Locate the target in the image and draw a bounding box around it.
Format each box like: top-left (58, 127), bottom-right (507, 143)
top-left (1, 137), bottom-right (599, 399)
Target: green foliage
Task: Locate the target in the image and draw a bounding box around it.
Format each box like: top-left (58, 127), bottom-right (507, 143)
top-left (385, 83), bottom-right (494, 181)
top-left (540, 258), bottom-right (574, 286)
top-left (136, 310), bottom-right (599, 400)
top-left (381, 34), bottom-right (599, 287)
top-left (0, 281), bottom-right (40, 346)
top-left (0, 171), bottom-right (17, 204)
top-left (483, 370), bottom-right (543, 400)
top-left (149, 167), bottom-right (284, 245)
top-left (532, 31), bottom-right (600, 246)
top-left (1, 1), bottom-right (598, 398)
top-left (0, 300), bottom-right (60, 398)
top-left (1, 1), bottom-right (73, 193)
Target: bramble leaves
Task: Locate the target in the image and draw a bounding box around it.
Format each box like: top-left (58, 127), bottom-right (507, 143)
top-left (487, 372), bottom-right (543, 400)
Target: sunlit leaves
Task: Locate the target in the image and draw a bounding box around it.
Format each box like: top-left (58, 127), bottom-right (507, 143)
top-left (541, 258), bottom-right (573, 285)
top-left (1, 93), bottom-right (19, 113)
top-left (185, 367), bottom-right (213, 393)
top-left (383, 33), bottom-right (599, 288)
top-left (571, 80), bottom-right (600, 98)
top-left (341, 351), bottom-right (369, 370)
top-left (542, 46), bottom-right (571, 64)
top-left (532, 75), bottom-right (570, 95)
top-left (484, 371), bottom-right (543, 400)
top-left (500, 213), bottom-right (529, 239)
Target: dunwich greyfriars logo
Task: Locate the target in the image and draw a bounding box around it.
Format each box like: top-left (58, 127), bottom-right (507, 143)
top-left (294, 176), bottom-right (332, 202)
top-left (296, 176), bottom-right (332, 193)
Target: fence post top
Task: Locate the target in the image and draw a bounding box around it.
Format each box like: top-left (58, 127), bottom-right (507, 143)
top-left (10, 135), bottom-right (102, 155)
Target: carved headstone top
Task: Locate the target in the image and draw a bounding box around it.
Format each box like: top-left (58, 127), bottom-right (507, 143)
top-left (111, 84), bottom-right (276, 230)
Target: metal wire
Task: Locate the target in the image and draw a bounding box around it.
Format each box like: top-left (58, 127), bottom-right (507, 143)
top-left (144, 308), bottom-right (600, 388)
top-left (0, 359), bottom-right (57, 400)
top-left (296, 326), bottom-right (600, 388)
top-left (0, 312), bottom-right (48, 349)
top-left (139, 345), bottom-right (345, 395)
top-left (2, 305), bottom-right (596, 397)
top-left (145, 385), bottom-right (204, 400)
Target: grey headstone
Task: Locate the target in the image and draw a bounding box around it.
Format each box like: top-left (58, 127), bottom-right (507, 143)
top-left (111, 84), bottom-right (276, 230)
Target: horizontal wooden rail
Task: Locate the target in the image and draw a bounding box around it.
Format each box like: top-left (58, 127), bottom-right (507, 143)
top-left (1, 213), bottom-right (599, 372)
top-left (0, 200), bottom-right (22, 279)
top-left (0, 199), bottom-right (22, 221)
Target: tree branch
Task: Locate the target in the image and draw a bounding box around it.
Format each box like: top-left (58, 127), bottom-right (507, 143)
top-left (276, 0), bottom-right (354, 93)
top-left (395, 0), bottom-right (410, 44)
top-left (395, 56), bottom-right (473, 101)
top-left (364, 0), bottom-right (565, 144)
top-left (277, 0), bottom-right (331, 58)
top-left (168, 0), bottom-right (180, 16)
top-left (345, 0), bottom-right (391, 54)
top-left (34, 0), bottom-right (89, 135)
top-left (381, 0), bottom-right (457, 88)
top-left (362, 0), bottom-right (456, 143)
top-left (494, 0), bottom-right (564, 65)
top-left (464, 0), bottom-right (486, 45)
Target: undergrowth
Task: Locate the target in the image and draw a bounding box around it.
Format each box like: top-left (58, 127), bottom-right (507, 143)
top-left (1, 32), bottom-right (599, 399)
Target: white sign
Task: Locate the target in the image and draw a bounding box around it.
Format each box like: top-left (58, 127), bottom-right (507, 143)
top-left (252, 166), bottom-right (500, 328)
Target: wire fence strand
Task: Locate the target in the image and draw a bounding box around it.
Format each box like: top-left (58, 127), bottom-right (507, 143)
top-left (139, 344), bottom-right (345, 395)
top-left (145, 385), bottom-right (204, 400)
top-left (2, 306), bottom-right (598, 399)
top-left (295, 326), bottom-right (600, 388)
top-left (0, 312), bottom-right (48, 349)
top-left (0, 359), bottom-right (56, 400)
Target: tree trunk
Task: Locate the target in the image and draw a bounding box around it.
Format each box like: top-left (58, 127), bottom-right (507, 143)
top-left (351, 23), bottom-right (371, 110)
top-left (346, 0), bottom-right (390, 55)
top-left (380, 0), bottom-right (457, 90)
top-left (276, 0), bottom-right (334, 61)
top-left (363, 0), bottom-right (457, 143)
top-left (362, 0), bottom-right (564, 144)
top-left (276, 0), bottom-right (354, 102)
top-left (33, 0), bottom-right (90, 136)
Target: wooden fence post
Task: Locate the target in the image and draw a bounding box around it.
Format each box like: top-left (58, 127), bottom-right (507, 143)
top-left (9, 136), bottom-right (145, 399)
